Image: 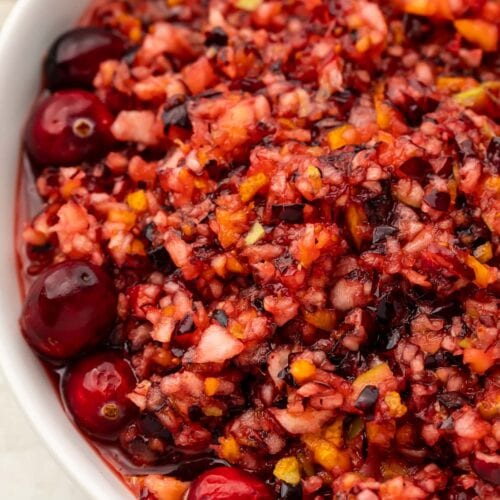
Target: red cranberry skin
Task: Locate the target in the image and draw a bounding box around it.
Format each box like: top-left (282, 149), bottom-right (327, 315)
top-left (25, 90), bottom-right (115, 167)
top-left (64, 352), bottom-right (137, 439)
top-left (45, 27), bottom-right (127, 90)
top-left (20, 260), bottom-right (117, 360)
top-left (187, 467), bottom-right (273, 500)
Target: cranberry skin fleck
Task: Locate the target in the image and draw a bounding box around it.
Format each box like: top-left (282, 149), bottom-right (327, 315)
top-left (25, 90), bottom-right (115, 167)
top-left (424, 190), bottom-right (451, 211)
top-left (187, 467), bottom-right (273, 500)
top-left (21, 260), bottom-right (117, 359)
top-left (45, 27), bottom-right (126, 90)
top-left (64, 352), bottom-right (137, 439)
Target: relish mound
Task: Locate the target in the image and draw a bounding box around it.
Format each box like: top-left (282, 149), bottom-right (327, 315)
top-left (20, 0), bottom-right (499, 499)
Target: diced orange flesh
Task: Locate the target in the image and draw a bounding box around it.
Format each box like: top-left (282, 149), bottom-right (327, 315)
top-left (303, 309), bottom-right (336, 331)
top-left (436, 76), bottom-right (479, 92)
top-left (142, 475), bottom-right (190, 500)
top-left (108, 209), bottom-right (137, 230)
top-left (290, 359), bottom-right (317, 384)
top-left (346, 203), bottom-right (368, 249)
top-left (302, 434), bottom-right (351, 472)
top-left (239, 172), bottom-right (269, 202)
top-left (454, 19), bottom-right (498, 52)
top-left (204, 377), bottom-right (220, 396)
top-left (273, 457), bottom-right (301, 486)
top-left (466, 254), bottom-right (495, 287)
top-left (463, 348), bottom-right (495, 374)
top-left (327, 125), bottom-right (361, 150)
top-left (219, 436), bottom-right (241, 462)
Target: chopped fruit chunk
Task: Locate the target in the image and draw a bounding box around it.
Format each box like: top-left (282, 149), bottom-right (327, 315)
top-left (273, 457), bottom-right (301, 486)
top-left (126, 190), bottom-right (149, 213)
top-left (327, 125), bottom-right (360, 150)
top-left (463, 348), bottom-right (495, 374)
top-left (219, 436), bottom-right (241, 463)
top-left (384, 392), bottom-right (408, 418)
top-left (302, 434), bottom-right (351, 472)
top-left (303, 309), bottom-right (336, 331)
top-left (239, 173), bottom-right (269, 202)
top-left (290, 359), bottom-right (317, 384)
top-left (245, 221), bottom-right (266, 245)
top-left (204, 377), bottom-right (220, 396)
top-left (454, 19), bottom-right (498, 52)
top-left (352, 364), bottom-right (394, 399)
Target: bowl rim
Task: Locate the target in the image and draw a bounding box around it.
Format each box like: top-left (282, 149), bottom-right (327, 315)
top-left (0, 1), bottom-right (134, 498)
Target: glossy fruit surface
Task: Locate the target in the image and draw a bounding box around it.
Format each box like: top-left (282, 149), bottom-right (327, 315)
top-left (187, 467), bottom-right (273, 500)
top-left (64, 351), bottom-right (137, 439)
top-left (21, 260), bottom-right (117, 359)
top-left (25, 90), bottom-right (114, 166)
top-left (45, 27), bottom-right (126, 90)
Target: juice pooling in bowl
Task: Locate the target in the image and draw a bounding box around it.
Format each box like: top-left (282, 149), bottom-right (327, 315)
top-left (17, 0), bottom-right (500, 499)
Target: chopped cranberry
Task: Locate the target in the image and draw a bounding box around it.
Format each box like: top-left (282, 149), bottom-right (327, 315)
top-left (424, 190), bottom-right (451, 211)
top-left (64, 351), bottom-right (137, 439)
top-left (471, 452), bottom-right (500, 486)
top-left (20, 260), bottom-right (117, 359)
top-left (25, 90), bottom-right (115, 167)
top-left (403, 14), bottom-right (434, 43)
top-left (398, 157), bottom-right (431, 181)
top-left (486, 137), bottom-right (500, 172)
top-left (187, 467), bottom-right (273, 500)
top-left (205, 27), bottom-right (229, 47)
top-left (45, 27), bottom-right (127, 90)
top-left (272, 204), bottom-right (305, 223)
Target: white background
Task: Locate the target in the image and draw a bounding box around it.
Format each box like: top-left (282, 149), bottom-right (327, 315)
top-left (0, 2), bottom-right (88, 498)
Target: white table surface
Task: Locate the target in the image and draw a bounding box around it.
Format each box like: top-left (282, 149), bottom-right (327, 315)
top-left (0, 2), bottom-right (89, 498)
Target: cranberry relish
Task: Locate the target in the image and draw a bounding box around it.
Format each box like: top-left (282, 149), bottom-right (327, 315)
top-left (19, 0), bottom-right (499, 499)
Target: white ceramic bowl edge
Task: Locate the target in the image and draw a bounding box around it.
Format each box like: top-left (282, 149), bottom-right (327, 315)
top-left (0, 1), bottom-right (133, 498)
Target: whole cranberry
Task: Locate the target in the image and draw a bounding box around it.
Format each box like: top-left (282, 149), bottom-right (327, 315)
top-left (25, 90), bottom-right (115, 167)
top-left (21, 260), bottom-right (117, 359)
top-left (45, 27), bottom-right (127, 90)
top-left (64, 351), bottom-right (137, 439)
top-left (187, 467), bottom-right (273, 500)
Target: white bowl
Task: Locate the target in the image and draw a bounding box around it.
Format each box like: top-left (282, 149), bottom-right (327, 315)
top-left (0, 1), bottom-right (133, 498)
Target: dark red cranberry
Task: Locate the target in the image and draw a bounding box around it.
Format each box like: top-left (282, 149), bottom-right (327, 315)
top-left (399, 157), bottom-right (431, 181)
top-left (187, 467), bottom-right (273, 500)
top-left (424, 190), bottom-right (451, 211)
top-left (403, 14), bottom-right (434, 43)
top-left (45, 27), bottom-right (126, 90)
top-left (20, 260), bottom-right (117, 359)
top-left (471, 452), bottom-right (500, 485)
top-left (25, 90), bottom-right (115, 167)
top-left (146, 245), bottom-right (174, 272)
top-left (436, 391), bottom-right (468, 409)
top-left (64, 351), bottom-right (137, 439)
top-left (272, 204), bottom-right (305, 223)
